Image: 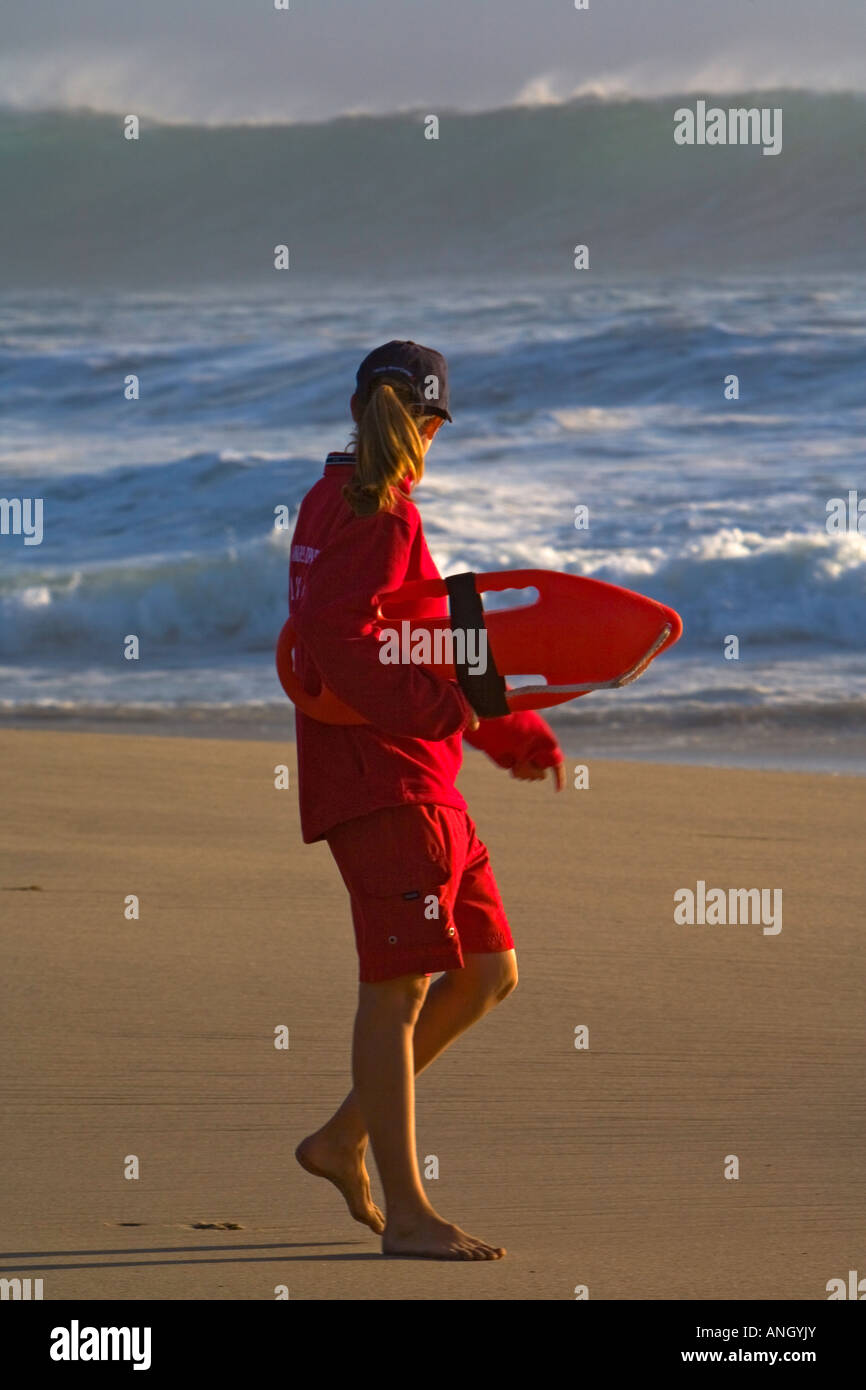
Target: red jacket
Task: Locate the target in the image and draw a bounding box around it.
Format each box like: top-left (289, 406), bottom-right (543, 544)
top-left (289, 454), bottom-right (561, 843)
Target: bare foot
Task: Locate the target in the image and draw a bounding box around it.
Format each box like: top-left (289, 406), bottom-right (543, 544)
top-left (383, 1213), bottom-right (505, 1261)
top-left (295, 1132), bottom-right (385, 1235)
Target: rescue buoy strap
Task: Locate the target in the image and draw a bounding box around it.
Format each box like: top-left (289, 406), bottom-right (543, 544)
top-left (444, 572), bottom-right (510, 719)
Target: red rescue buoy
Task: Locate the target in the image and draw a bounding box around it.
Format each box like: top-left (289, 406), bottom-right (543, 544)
top-left (276, 568), bottom-right (682, 725)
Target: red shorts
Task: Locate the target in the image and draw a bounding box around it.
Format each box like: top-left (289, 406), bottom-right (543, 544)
top-left (325, 803), bottom-right (514, 983)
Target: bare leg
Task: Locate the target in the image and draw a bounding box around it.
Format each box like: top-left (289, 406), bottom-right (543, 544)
top-left (354, 968), bottom-right (506, 1259)
top-left (296, 951), bottom-right (517, 1243)
top-left (351, 973), bottom-right (431, 1220)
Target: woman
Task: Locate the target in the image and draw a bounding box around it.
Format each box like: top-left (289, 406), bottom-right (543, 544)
top-left (291, 340), bottom-right (564, 1260)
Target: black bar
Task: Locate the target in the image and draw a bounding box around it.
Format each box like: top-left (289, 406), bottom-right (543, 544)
top-left (3, 1299), bottom-right (861, 1373)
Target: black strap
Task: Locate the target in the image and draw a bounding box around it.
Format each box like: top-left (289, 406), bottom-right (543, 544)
top-left (444, 572), bottom-right (509, 718)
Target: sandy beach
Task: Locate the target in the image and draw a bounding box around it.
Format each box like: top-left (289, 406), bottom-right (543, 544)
top-left (1, 727), bottom-right (863, 1301)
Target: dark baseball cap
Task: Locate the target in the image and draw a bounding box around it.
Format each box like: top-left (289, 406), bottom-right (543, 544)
top-left (355, 340), bottom-right (452, 422)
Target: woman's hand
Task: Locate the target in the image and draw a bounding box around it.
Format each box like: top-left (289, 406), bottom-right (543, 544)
top-left (510, 758), bottom-right (566, 791)
top-left (464, 707), bottom-right (564, 788)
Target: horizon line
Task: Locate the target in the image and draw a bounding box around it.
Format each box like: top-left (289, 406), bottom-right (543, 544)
top-left (1, 83), bottom-right (864, 131)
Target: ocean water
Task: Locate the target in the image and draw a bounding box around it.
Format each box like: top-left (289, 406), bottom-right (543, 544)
top-left (3, 93), bottom-right (866, 282)
top-left (1, 99), bottom-right (864, 771)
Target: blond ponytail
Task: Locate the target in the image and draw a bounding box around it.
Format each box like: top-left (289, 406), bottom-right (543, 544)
top-left (343, 381), bottom-right (433, 517)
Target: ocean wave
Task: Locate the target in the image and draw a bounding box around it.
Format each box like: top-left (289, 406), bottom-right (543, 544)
top-left (3, 300), bottom-right (865, 422)
top-left (0, 534), bottom-right (292, 657)
top-left (1, 521), bottom-right (862, 658)
top-left (2, 92), bottom-right (865, 286)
